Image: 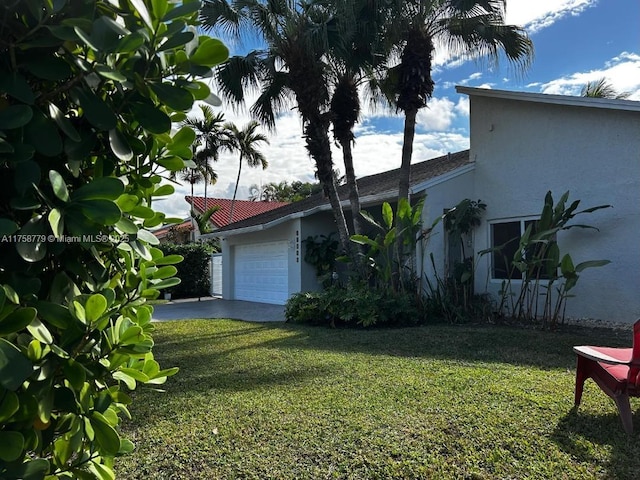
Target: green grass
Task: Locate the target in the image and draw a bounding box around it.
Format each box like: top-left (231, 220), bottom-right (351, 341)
top-left (115, 320), bottom-right (640, 479)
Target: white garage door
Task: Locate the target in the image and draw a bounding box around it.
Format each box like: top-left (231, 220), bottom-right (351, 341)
top-left (234, 241), bottom-right (289, 305)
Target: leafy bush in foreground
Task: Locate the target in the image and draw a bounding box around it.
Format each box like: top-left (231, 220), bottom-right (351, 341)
top-left (0, 0), bottom-right (228, 478)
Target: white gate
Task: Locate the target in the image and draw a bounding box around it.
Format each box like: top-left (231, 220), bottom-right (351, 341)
top-left (211, 253), bottom-right (222, 297)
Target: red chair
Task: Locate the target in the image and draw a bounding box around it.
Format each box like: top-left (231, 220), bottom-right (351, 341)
top-left (573, 320), bottom-right (640, 434)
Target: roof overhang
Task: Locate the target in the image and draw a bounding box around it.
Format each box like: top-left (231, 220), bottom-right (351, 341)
top-left (456, 86), bottom-right (640, 112)
top-left (205, 162), bottom-right (475, 238)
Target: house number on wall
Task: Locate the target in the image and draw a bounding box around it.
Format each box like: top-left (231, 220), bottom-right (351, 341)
top-left (295, 230), bottom-right (299, 263)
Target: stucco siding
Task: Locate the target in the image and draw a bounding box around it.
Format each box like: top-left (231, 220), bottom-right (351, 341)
top-left (470, 95), bottom-right (640, 322)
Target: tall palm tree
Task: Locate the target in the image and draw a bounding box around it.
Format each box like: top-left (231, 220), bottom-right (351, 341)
top-left (581, 78), bottom-right (630, 99)
top-left (376, 0), bottom-right (533, 201)
top-left (225, 120), bottom-right (269, 223)
top-left (182, 105), bottom-right (231, 217)
top-left (200, 0), bottom-right (356, 255)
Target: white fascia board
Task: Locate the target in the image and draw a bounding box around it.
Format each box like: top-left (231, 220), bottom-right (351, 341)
top-left (456, 86), bottom-right (640, 112)
top-left (410, 163), bottom-right (475, 195)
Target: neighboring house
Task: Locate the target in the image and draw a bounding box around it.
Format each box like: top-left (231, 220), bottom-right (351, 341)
top-left (206, 87), bottom-right (640, 323)
top-left (153, 198), bottom-right (288, 244)
top-left (153, 219), bottom-right (193, 244)
top-left (186, 197), bottom-right (289, 235)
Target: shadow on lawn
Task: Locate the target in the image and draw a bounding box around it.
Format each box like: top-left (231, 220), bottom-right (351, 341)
top-left (256, 322), bottom-right (631, 370)
top-left (553, 407), bottom-right (640, 479)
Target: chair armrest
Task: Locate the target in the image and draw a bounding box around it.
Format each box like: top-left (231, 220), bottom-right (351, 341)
top-left (573, 346), bottom-right (633, 365)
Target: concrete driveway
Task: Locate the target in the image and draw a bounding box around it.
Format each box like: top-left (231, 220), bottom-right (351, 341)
top-left (151, 297), bottom-right (285, 322)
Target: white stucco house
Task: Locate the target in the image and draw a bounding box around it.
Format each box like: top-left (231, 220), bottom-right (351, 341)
top-left (207, 87), bottom-right (640, 323)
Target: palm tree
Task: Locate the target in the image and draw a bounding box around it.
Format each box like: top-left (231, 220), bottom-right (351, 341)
top-left (200, 0), bottom-right (355, 255)
top-left (375, 0), bottom-right (533, 201)
top-left (581, 78), bottom-right (630, 99)
top-left (225, 120), bottom-right (269, 223)
top-left (181, 105), bottom-right (230, 218)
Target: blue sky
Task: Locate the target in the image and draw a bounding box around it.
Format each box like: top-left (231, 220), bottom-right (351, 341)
top-left (159, 0), bottom-right (640, 218)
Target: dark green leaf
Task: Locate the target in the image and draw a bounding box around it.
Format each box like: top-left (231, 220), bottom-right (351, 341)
top-left (0, 307), bottom-right (38, 335)
top-left (25, 110), bottom-right (63, 157)
top-left (0, 105), bottom-right (33, 129)
top-left (131, 102), bottom-right (171, 134)
top-left (70, 87), bottom-right (117, 131)
top-left (149, 82), bottom-right (194, 111)
top-left (0, 72), bottom-right (35, 104)
top-left (574, 259), bottom-right (611, 272)
top-left (117, 33), bottom-right (145, 52)
top-left (32, 301), bottom-right (75, 329)
top-left (91, 411), bottom-right (122, 456)
top-left (76, 200), bottom-right (122, 225)
top-left (0, 431), bottom-right (24, 461)
top-left (27, 318), bottom-right (54, 345)
top-left (0, 219), bottom-right (18, 236)
top-left (0, 338), bottom-right (33, 390)
top-left (0, 390), bottom-right (19, 423)
top-left (25, 56), bottom-right (71, 80)
top-left (153, 185), bottom-right (174, 196)
top-left (73, 177), bottom-right (124, 201)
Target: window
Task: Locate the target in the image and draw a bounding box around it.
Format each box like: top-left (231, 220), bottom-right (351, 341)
top-left (490, 219), bottom-right (556, 280)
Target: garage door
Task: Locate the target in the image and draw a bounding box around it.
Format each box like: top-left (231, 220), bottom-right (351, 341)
top-left (234, 241), bottom-right (289, 305)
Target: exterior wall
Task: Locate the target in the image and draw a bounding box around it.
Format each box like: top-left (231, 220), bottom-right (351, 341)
top-left (221, 220), bottom-right (301, 301)
top-left (469, 95), bottom-right (640, 322)
top-left (417, 169), bottom-right (476, 285)
top-left (299, 211), bottom-right (338, 292)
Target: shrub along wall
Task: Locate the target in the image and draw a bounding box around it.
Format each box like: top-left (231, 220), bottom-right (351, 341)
top-left (159, 244), bottom-right (214, 299)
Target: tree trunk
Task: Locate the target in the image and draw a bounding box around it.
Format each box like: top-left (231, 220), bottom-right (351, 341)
top-left (398, 107), bottom-right (417, 202)
top-left (305, 120), bottom-right (351, 257)
top-left (229, 154), bottom-right (243, 223)
top-left (340, 138), bottom-right (365, 236)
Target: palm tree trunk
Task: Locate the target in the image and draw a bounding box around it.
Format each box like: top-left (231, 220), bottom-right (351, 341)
top-left (306, 121), bottom-right (352, 257)
top-left (340, 138), bottom-right (365, 236)
top-left (398, 108), bottom-right (417, 202)
top-left (229, 154), bottom-right (243, 223)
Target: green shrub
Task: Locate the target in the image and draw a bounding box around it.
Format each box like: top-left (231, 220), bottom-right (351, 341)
top-left (0, 0), bottom-right (228, 478)
top-left (159, 243), bottom-right (215, 299)
top-left (286, 283), bottom-right (424, 327)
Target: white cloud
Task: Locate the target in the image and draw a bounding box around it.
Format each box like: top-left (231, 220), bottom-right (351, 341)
top-left (416, 97), bottom-right (457, 131)
top-left (539, 51), bottom-right (640, 100)
top-left (505, 0), bottom-right (598, 34)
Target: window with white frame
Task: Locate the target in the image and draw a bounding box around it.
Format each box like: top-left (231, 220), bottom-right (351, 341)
top-left (490, 218), bottom-right (555, 280)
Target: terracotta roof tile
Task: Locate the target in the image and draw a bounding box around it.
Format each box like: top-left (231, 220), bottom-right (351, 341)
top-left (185, 197), bottom-right (289, 228)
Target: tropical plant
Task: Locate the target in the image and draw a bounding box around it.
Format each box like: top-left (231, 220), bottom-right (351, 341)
top-left (302, 233), bottom-right (340, 287)
top-left (352, 198), bottom-right (429, 293)
top-left (191, 205), bottom-right (220, 235)
top-left (224, 120), bottom-right (269, 222)
top-left (372, 1), bottom-right (533, 202)
top-left (0, 0), bottom-right (228, 477)
top-left (481, 191), bottom-right (611, 328)
top-left (581, 77), bottom-right (630, 99)
top-left (201, 0), bottom-right (355, 255)
top-left (181, 105), bottom-right (230, 211)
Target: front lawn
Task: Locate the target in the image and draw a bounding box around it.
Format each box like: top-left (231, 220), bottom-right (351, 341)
top-left (116, 320), bottom-right (640, 479)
